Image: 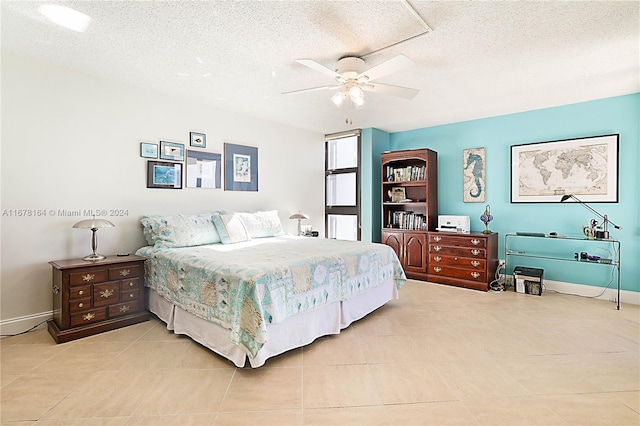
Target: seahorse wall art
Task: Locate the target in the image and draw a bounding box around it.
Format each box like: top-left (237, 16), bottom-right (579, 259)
top-left (463, 147), bottom-right (486, 202)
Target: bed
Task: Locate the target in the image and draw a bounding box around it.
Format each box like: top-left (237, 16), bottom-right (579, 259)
top-left (135, 211), bottom-right (406, 367)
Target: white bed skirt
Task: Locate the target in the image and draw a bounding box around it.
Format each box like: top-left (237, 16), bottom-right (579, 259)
top-left (146, 278), bottom-right (399, 367)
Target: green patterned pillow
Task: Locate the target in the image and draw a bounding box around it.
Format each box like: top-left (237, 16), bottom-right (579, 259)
top-left (236, 210), bottom-right (285, 238)
top-left (212, 212), bottom-right (251, 244)
top-left (140, 213), bottom-right (221, 248)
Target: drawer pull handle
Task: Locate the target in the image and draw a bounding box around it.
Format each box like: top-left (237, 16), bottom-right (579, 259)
top-left (434, 256), bottom-right (442, 262)
top-left (53, 285), bottom-right (60, 294)
top-left (471, 261), bottom-right (480, 267)
top-left (83, 313), bottom-right (95, 321)
top-left (120, 269), bottom-right (131, 277)
top-left (100, 289), bottom-right (114, 298)
top-left (128, 282), bottom-right (135, 287)
top-left (129, 293), bottom-right (135, 298)
top-left (78, 302), bottom-right (84, 308)
top-left (471, 249), bottom-right (480, 256)
top-left (119, 305), bottom-right (130, 313)
top-left (471, 239), bottom-right (480, 245)
top-left (434, 267), bottom-right (442, 272)
top-left (471, 272), bottom-right (480, 279)
top-left (78, 290), bottom-right (84, 295)
top-left (434, 246), bottom-right (442, 251)
top-left (82, 274), bottom-right (95, 282)
top-left (433, 236), bottom-right (442, 242)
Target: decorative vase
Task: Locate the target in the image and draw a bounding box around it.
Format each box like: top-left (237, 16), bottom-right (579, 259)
top-left (480, 205), bottom-right (493, 234)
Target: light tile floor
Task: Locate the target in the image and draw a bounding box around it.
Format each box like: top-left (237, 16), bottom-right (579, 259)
top-left (1, 280), bottom-right (639, 425)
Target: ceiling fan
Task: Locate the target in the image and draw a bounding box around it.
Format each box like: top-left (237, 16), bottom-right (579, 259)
top-left (283, 54), bottom-right (419, 107)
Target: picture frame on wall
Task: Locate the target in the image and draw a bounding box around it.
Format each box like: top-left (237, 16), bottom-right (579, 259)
top-left (147, 160), bottom-right (182, 189)
top-left (186, 150), bottom-right (221, 189)
top-left (190, 132), bottom-right (207, 148)
top-left (224, 143), bottom-right (258, 191)
top-left (140, 142), bottom-right (158, 158)
top-left (463, 147), bottom-right (486, 203)
top-left (159, 141), bottom-right (185, 161)
top-left (510, 134), bottom-right (619, 203)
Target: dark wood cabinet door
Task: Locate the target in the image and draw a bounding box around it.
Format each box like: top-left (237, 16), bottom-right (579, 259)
top-left (404, 233), bottom-right (427, 273)
top-left (382, 231), bottom-right (403, 261)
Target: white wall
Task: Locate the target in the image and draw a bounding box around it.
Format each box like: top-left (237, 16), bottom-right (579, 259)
top-left (0, 51), bottom-right (325, 328)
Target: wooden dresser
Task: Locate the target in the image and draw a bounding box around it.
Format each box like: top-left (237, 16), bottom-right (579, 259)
top-left (48, 254), bottom-right (149, 343)
top-left (426, 232), bottom-right (498, 291)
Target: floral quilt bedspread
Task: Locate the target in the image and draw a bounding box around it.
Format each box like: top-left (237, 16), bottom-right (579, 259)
top-left (136, 236), bottom-right (406, 357)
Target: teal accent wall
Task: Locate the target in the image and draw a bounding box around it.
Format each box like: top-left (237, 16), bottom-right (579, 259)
top-left (361, 128), bottom-right (389, 242)
top-left (362, 93), bottom-right (639, 292)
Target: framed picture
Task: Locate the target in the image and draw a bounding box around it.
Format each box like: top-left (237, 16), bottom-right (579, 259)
top-left (224, 143), bottom-right (258, 191)
top-left (159, 141), bottom-right (185, 161)
top-left (140, 142), bottom-right (158, 158)
top-left (510, 134), bottom-right (619, 203)
top-left (147, 160), bottom-right (182, 189)
top-left (190, 132), bottom-right (206, 148)
top-left (186, 150), bottom-right (221, 189)
top-left (463, 147), bottom-right (485, 203)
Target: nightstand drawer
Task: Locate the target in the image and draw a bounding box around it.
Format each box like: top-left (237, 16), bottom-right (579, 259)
top-left (109, 265), bottom-right (141, 280)
top-left (121, 289), bottom-right (140, 301)
top-left (70, 308), bottom-right (107, 327)
top-left (69, 269), bottom-right (107, 285)
top-left (69, 297), bottom-right (92, 313)
top-left (69, 284), bottom-right (91, 300)
top-left (93, 282), bottom-right (120, 307)
top-left (109, 300), bottom-right (139, 317)
top-left (120, 277), bottom-right (141, 291)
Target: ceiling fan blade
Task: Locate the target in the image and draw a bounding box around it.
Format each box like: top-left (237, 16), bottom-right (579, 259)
top-left (282, 85), bottom-right (341, 95)
top-left (295, 59), bottom-right (343, 80)
top-left (362, 83), bottom-right (419, 99)
top-left (356, 54), bottom-right (413, 82)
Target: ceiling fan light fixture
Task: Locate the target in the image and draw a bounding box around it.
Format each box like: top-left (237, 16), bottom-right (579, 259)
top-left (331, 91), bottom-right (347, 107)
top-left (349, 85), bottom-right (364, 101)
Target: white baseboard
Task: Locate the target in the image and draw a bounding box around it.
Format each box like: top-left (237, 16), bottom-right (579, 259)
top-left (543, 279), bottom-right (639, 306)
top-left (0, 311), bottom-right (52, 337)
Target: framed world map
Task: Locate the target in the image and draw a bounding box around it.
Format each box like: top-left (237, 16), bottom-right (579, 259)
top-left (510, 134), bottom-right (619, 203)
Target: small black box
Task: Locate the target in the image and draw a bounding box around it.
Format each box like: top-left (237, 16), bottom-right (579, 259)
top-left (513, 266), bottom-right (543, 296)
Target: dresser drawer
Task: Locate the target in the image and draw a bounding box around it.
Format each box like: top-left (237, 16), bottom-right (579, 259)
top-left (429, 245), bottom-right (486, 258)
top-left (109, 264), bottom-right (141, 280)
top-left (429, 234), bottom-right (487, 248)
top-left (109, 300), bottom-right (140, 317)
top-left (120, 277), bottom-right (141, 291)
top-left (69, 269), bottom-right (107, 286)
top-left (428, 265), bottom-right (487, 282)
top-left (429, 254), bottom-right (486, 270)
top-left (68, 297), bottom-right (92, 313)
top-left (69, 284), bottom-right (92, 300)
top-left (121, 289), bottom-right (140, 302)
top-left (70, 308), bottom-right (107, 327)
top-left (93, 282), bottom-right (120, 307)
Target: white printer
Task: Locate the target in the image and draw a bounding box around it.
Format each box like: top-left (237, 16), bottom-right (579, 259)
top-left (436, 215), bottom-right (470, 234)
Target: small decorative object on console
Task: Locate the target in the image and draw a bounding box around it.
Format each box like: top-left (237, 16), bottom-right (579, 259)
top-left (480, 205), bottom-right (493, 234)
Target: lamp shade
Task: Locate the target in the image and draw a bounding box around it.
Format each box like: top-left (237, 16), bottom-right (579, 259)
top-left (289, 213), bottom-right (309, 220)
top-left (72, 218), bottom-right (115, 229)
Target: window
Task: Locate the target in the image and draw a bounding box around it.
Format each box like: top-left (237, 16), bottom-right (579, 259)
top-left (325, 131), bottom-right (360, 240)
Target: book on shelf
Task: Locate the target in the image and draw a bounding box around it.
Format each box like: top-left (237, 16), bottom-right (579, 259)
top-left (387, 211), bottom-right (427, 230)
top-left (386, 165), bottom-right (426, 182)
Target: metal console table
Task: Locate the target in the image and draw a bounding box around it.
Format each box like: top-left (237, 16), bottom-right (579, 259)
top-left (504, 233), bottom-right (621, 310)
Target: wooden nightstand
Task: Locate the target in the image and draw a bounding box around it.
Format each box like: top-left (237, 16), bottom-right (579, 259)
top-left (48, 254), bottom-right (149, 343)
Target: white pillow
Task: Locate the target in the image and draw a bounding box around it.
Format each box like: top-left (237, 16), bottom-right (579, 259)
top-left (236, 210), bottom-right (285, 238)
top-left (212, 212), bottom-right (251, 244)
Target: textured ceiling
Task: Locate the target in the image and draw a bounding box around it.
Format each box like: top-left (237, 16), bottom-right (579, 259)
top-left (2, 1), bottom-right (639, 134)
